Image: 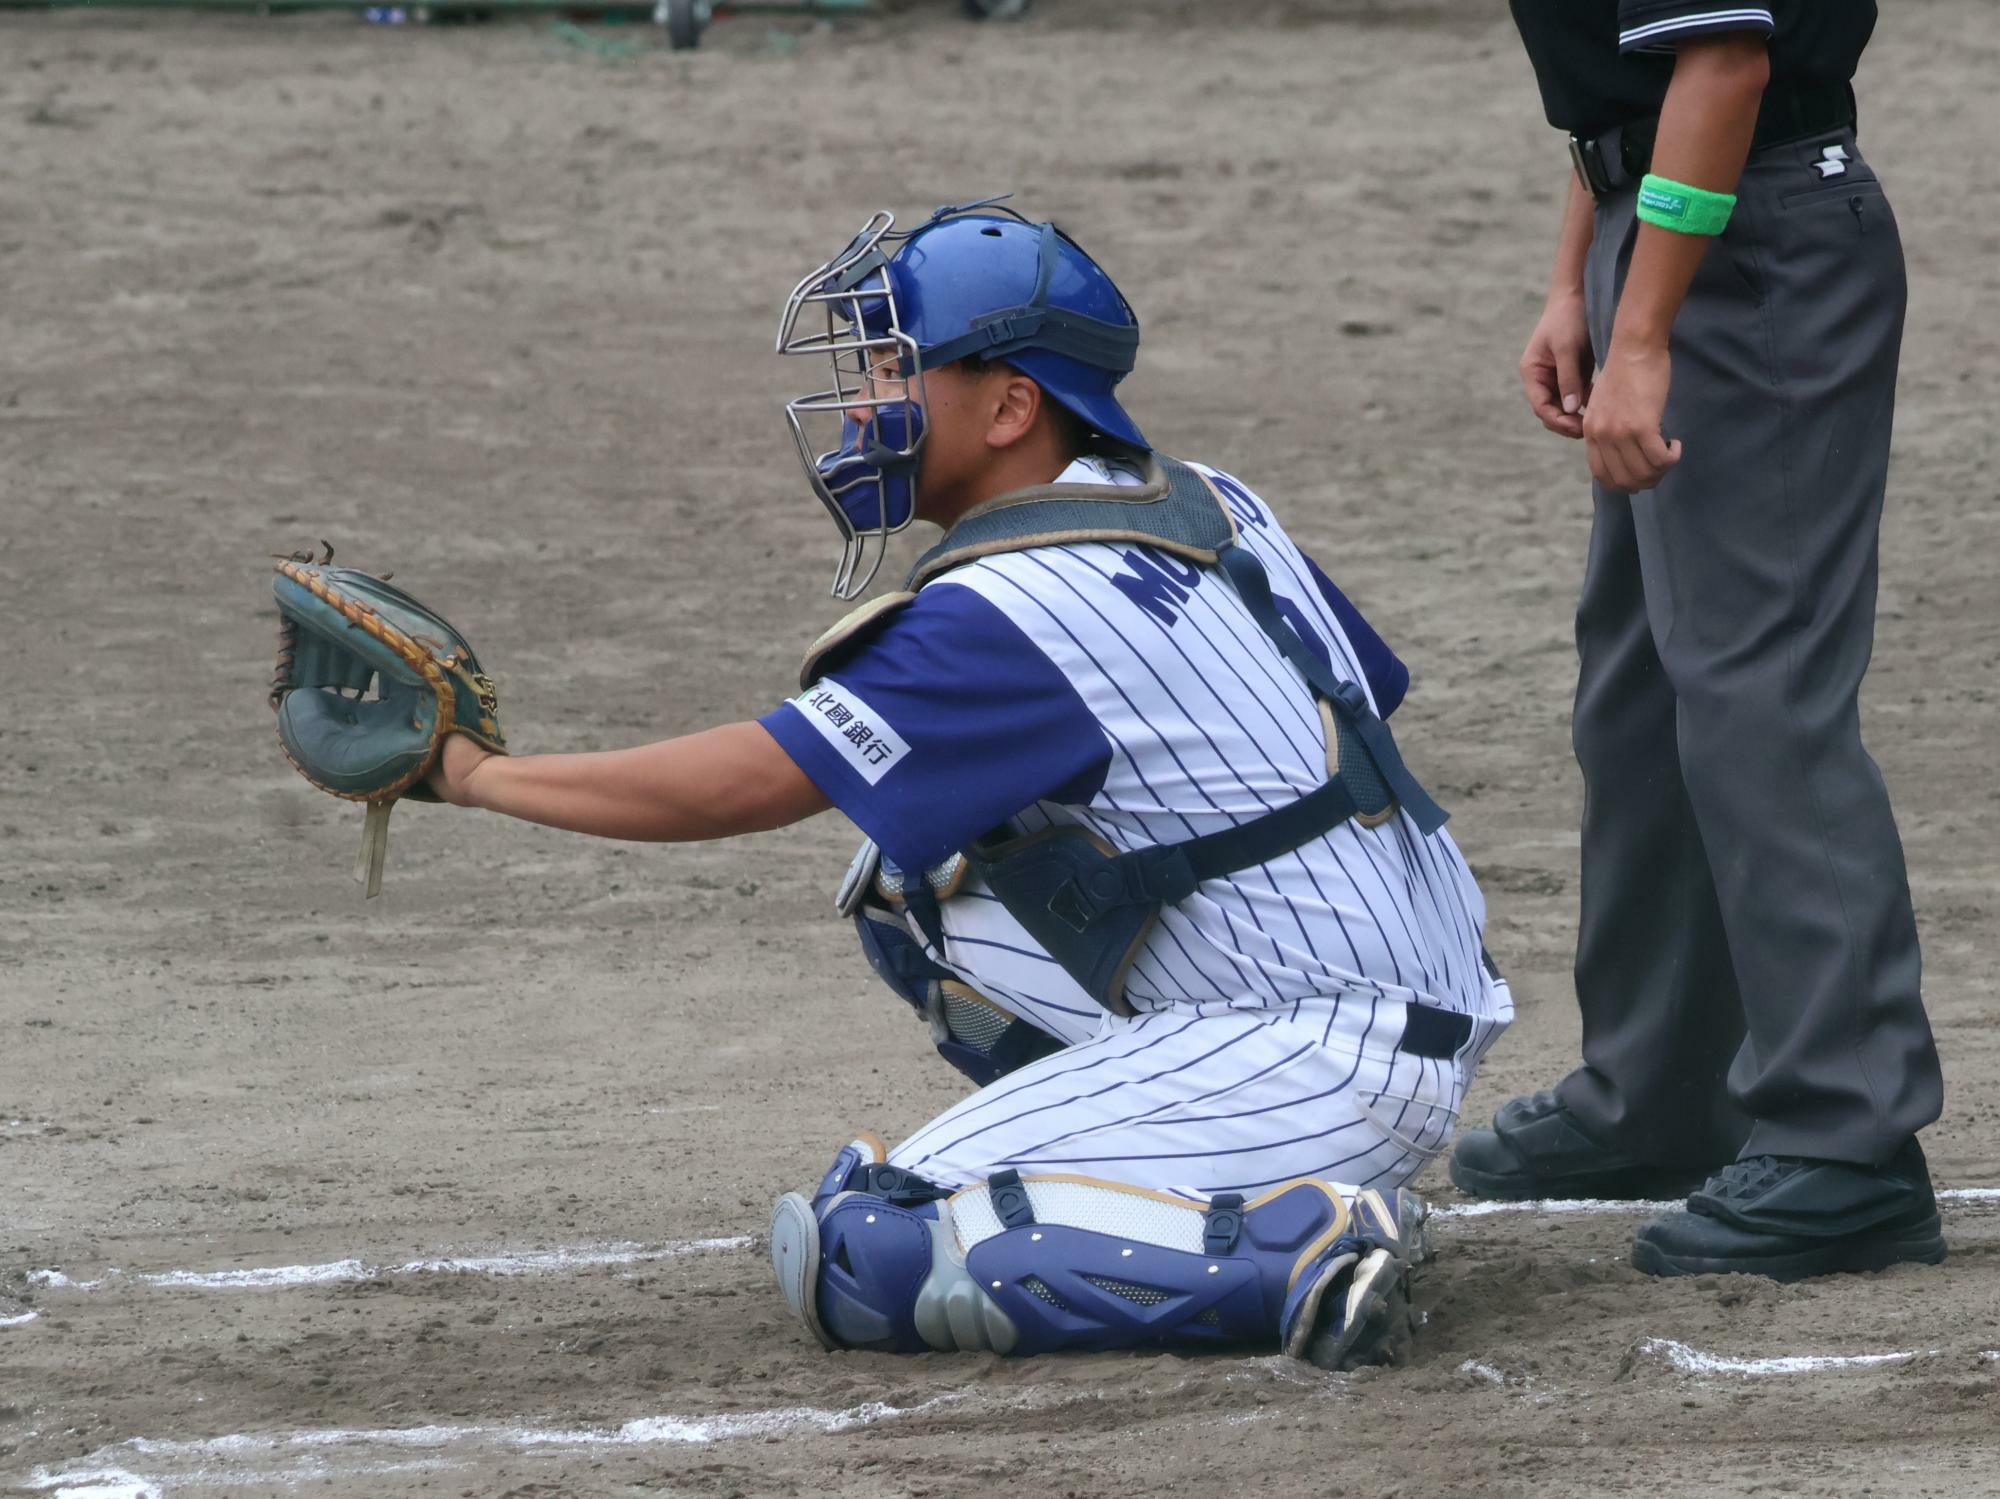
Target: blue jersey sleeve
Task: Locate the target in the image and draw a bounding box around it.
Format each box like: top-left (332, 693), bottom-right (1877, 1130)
top-left (1300, 551), bottom-right (1409, 719)
top-left (760, 582), bottom-right (1114, 874)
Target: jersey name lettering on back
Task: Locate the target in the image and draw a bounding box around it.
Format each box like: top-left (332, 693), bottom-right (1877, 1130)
top-left (793, 681), bottom-right (910, 784)
top-left (1110, 546), bottom-right (1205, 626)
top-left (1207, 470), bottom-right (1267, 530)
top-left (1108, 526), bottom-right (1330, 667)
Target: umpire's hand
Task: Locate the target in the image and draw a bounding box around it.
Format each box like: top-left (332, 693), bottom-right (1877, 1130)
top-left (1583, 340), bottom-right (1683, 493)
top-left (1519, 290), bottom-right (1594, 440)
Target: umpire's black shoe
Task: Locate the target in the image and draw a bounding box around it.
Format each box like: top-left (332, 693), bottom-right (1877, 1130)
top-left (1448, 1089), bottom-right (1717, 1202)
top-left (1632, 1139), bottom-right (1947, 1281)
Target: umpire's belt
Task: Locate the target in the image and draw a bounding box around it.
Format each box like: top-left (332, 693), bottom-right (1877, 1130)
top-left (1397, 1002), bottom-right (1473, 1061)
top-left (1569, 80), bottom-right (1858, 200)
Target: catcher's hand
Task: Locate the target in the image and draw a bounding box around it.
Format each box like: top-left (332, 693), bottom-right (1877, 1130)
top-left (267, 544), bottom-right (506, 892)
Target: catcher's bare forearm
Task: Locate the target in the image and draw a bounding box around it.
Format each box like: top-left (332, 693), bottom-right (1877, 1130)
top-left (451, 721), bottom-right (831, 842)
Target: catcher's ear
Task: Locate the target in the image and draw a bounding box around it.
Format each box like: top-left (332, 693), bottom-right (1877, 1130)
top-left (984, 370), bottom-right (1044, 451)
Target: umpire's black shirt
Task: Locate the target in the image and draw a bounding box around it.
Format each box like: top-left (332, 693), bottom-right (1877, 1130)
top-left (1510, 0), bottom-right (1877, 137)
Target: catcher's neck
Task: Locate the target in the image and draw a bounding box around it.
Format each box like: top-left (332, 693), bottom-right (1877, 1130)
top-left (918, 447), bottom-right (1080, 531)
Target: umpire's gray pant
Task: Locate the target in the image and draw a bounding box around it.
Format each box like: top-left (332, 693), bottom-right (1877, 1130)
top-left (1557, 126), bottom-right (1942, 1168)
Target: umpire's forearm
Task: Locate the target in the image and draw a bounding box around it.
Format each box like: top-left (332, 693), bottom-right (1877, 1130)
top-left (1548, 175), bottom-right (1595, 298)
top-left (1611, 34), bottom-right (1769, 348)
top-left (458, 720), bottom-right (830, 842)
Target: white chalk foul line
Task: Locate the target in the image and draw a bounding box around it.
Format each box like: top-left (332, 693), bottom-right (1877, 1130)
top-left (19, 1185), bottom-right (1995, 1299)
top-left (1437, 1196), bottom-right (1678, 1219)
top-left (29, 1395), bottom-right (966, 1496)
top-left (30, 1459), bottom-right (460, 1498)
top-left (1459, 1358), bottom-right (1509, 1386)
top-left (29, 1472), bottom-right (161, 1499)
top-left (26, 1237), bottom-right (752, 1295)
top-left (1637, 1336), bottom-right (1931, 1377)
top-left (1438, 1186), bottom-right (2000, 1220)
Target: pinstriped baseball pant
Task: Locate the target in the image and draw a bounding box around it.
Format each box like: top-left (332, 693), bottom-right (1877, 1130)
top-left (887, 978), bottom-right (1511, 1199)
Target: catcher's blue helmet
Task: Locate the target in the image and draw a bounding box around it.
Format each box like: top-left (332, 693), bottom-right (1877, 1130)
top-left (777, 197), bottom-right (1146, 598)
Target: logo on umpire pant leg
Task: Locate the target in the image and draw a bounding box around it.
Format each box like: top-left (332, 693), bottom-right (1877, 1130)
top-left (1814, 144), bottom-right (1850, 179)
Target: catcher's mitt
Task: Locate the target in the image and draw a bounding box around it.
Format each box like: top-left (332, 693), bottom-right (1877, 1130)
top-left (268, 544), bottom-right (506, 895)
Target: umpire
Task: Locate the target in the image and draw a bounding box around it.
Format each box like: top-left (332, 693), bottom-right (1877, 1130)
top-left (1450, 1), bottom-right (1947, 1279)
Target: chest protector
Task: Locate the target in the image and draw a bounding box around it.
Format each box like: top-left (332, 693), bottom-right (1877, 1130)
top-left (804, 455), bottom-right (1448, 1017)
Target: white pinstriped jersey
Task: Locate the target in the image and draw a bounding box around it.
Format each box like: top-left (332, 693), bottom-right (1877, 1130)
top-left (768, 458), bottom-right (1502, 1051)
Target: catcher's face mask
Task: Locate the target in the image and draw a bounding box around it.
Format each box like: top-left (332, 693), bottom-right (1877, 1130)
top-left (776, 210), bottom-right (929, 601)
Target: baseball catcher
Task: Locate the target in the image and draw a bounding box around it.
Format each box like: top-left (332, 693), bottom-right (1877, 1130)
top-left (268, 198), bottom-right (1512, 1367)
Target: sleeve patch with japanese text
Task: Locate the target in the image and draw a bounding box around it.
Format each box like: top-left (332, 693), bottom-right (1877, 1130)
top-left (757, 578), bottom-right (1113, 874)
top-left (787, 680), bottom-right (910, 785)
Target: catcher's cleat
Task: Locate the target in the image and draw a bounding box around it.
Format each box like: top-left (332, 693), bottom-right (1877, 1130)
top-left (1450, 1089), bottom-right (1718, 1202)
top-left (1285, 1187), bottom-right (1428, 1371)
top-left (1632, 1141), bottom-right (1946, 1281)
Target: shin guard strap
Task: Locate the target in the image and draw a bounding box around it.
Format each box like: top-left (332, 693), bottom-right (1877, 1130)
top-left (988, 1169), bottom-right (1038, 1229)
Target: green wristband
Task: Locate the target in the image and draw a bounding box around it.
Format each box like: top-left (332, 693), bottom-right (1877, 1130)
top-left (1636, 174), bottom-right (1736, 236)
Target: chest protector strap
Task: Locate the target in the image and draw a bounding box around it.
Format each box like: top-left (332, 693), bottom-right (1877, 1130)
top-left (951, 461), bottom-right (1447, 1014)
top-left (966, 542), bottom-right (1447, 1014)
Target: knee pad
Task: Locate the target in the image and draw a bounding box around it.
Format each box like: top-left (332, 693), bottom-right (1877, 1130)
top-left (783, 1192), bottom-right (1024, 1353)
top-left (854, 913), bottom-right (1062, 1084)
top-left (854, 912), bottom-right (946, 1018)
top-left (929, 980), bottom-right (1065, 1085)
top-left (775, 1137), bottom-right (1016, 1354)
top-left (771, 1157), bottom-right (1417, 1361)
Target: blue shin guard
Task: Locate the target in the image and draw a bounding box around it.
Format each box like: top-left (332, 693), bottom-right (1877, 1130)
top-left (771, 1155), bottom-right (1426, 1367)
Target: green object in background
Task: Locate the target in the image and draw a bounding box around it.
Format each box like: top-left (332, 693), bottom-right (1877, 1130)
top-left (549, 17), bottom-right (643, 58)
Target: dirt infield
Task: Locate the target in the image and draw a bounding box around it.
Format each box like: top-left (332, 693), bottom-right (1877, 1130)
top-left (3, 2), bottom-right (1998, 1494)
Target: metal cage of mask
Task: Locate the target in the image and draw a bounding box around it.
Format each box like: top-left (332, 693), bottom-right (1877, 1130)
top-left (776, 210), bottom-right (928, 601)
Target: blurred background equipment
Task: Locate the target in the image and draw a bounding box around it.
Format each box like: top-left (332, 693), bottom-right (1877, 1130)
top-left (0, 0), bottom-right (1030, 49)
